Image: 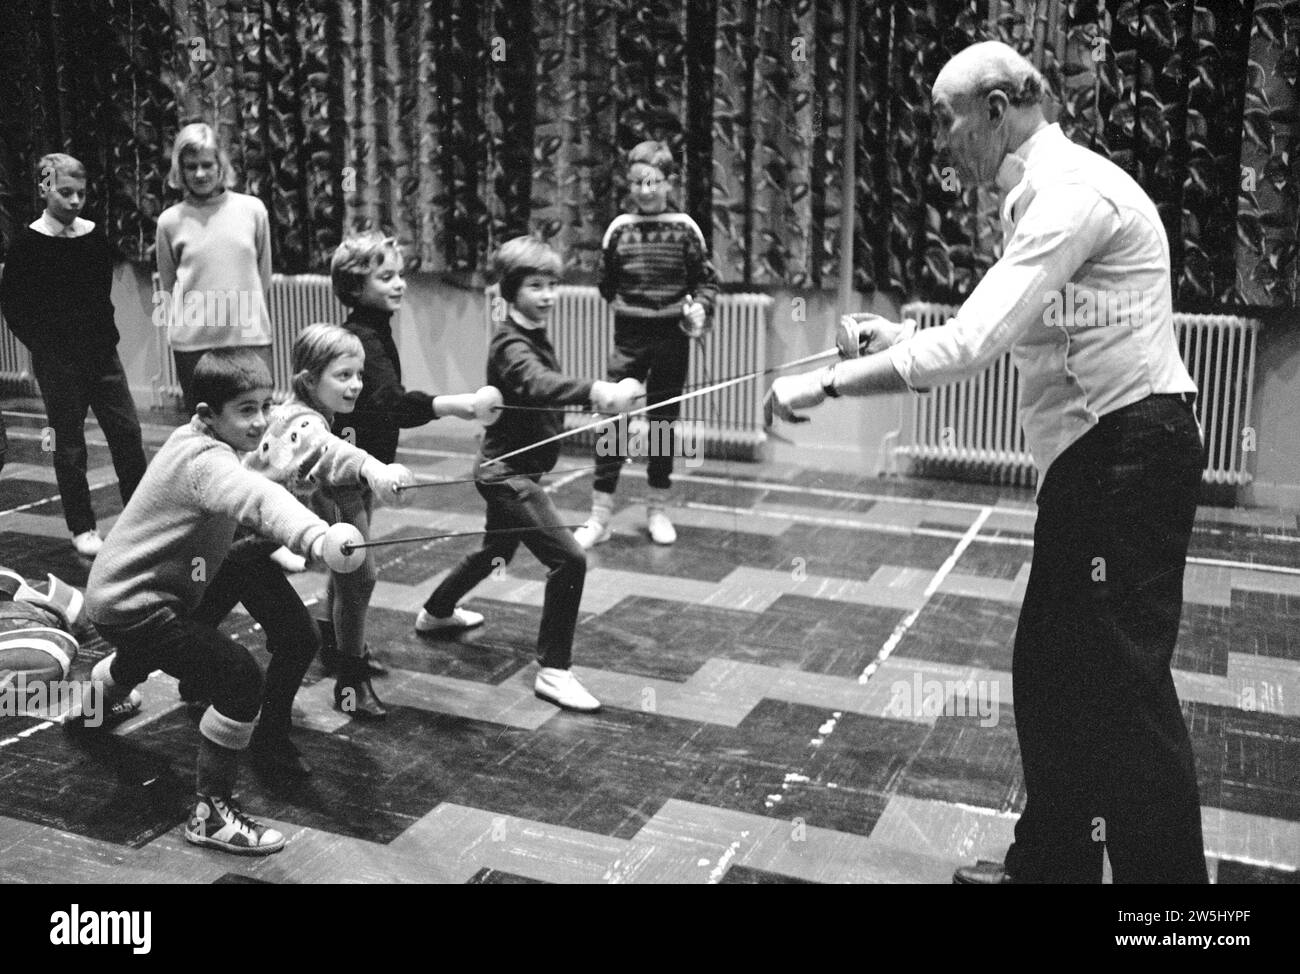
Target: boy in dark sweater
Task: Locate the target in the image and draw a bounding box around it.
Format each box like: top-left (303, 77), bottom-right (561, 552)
top-left (328, 231), bottom-right (501, 653)
top-left (0, 153), bottom-right (147, 557)
top-left (421, 237), bottom-right (641, 711)
top-left (574, 140), bottom-right (719, 550)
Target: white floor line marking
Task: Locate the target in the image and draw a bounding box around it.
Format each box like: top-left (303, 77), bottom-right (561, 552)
top-left (861, 507), bottom-right (995, 684)
top-left (0, 477), bottom-right (119, 519)
top-left (1187, 556), bottom-right (1300, 577)
top-left (0, 718), bottom-right (60, 749)
top-left (761, 508), bottom-right (995, 812)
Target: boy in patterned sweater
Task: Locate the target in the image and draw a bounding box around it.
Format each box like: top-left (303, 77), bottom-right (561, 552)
top-left (574, 140), bottom-right (719, 549)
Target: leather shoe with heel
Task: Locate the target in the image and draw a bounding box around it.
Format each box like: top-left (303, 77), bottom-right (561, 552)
top-left (334, 657), bottom-right (388, 721)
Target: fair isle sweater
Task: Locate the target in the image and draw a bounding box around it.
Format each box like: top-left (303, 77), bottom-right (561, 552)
top-left (85, 418), bottom-right (329, 627)
top-left (155, 190), bottom-right (273, 351)
top-left (597, 210), bottom-right (719, 320)
top-left (244, 396), bottom-right (373, 503)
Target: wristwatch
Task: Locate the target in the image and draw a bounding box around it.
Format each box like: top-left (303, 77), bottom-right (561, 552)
top-left (821, 364), bottom-right (841, 398)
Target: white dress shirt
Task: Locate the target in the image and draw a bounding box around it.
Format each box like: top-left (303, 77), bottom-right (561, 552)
top-left (31, 212), bottom-right (95, 237)
top-left (888, 123), bottom-right (1197, 488)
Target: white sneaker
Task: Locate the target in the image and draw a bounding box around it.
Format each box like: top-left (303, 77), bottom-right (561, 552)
top-left (415, 606), bottom-right (485, 633)
top-left (71, 530), bottom-right (103, 557)
top-left (573, 518), bottom-right (612, 550)
top-left (534, 667), bottom-right (601, 712)
top-left (270, 545), bottom-right (307, 573)
top-left (185, 795), bottom-right (286, 856)
top-left (646, 509), bottom-right (677, 545)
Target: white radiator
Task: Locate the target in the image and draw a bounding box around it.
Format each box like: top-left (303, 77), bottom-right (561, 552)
top-left (897, 301), bottom-right (1260, 487)
top-left (153, 273), bottom-right (347, 405)
top-left (0, 265), bottom-right (37, 395)
top-left (484, 286), bottom-right (772, 459)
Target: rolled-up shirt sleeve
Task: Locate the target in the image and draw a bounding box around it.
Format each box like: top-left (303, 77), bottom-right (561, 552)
top-left (888, 183), bottom-right (1118, 391)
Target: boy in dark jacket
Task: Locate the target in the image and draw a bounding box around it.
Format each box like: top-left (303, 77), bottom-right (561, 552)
top-left (0, 153), bottom-right (146, 557)
top-left (420, 237), bottom-right (641, 711)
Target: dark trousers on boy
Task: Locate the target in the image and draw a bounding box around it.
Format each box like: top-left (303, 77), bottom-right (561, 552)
top-left (96, 551), bottom-right (319, 780)
top-left (424, 475), bottom-right (585, 668)
top-left (191, 549), bottom-right (320, 740)
top-left (592, 316), bottom-right (690, 493)
top-left (1004, 393), bottom-right (1207, 883)
top-left (31, 349), bottom-right (147, 536)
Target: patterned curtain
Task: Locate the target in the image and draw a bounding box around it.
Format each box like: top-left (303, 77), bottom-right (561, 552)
top-left (0, 0), bottom-right (169, 262)
top-left (1237, 2), bottom-right (1299, 309)
top-left (167, 0), bottom-right (346, 272)
top-left (858, 0), bottom-right (989, 300)
top-left (0, 0), bottom-right (1294, 312)
top-left (1035, 0), bottom-right (1297, 311)
top-left (712, 0), bottom-right (830, 286)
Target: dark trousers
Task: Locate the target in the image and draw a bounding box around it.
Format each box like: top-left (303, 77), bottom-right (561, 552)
top-left (192, 547), bottom-right (320, 737)
top-left (173, 345), bottom-right (272, 415)
top-left (1005, 393), bottom-right (1208, 884)
top-left (30, 349), bottom-right (147, 536)
top-left (592, 318), bottom-right (691, 493)
top-left (96, 551), bottom-right (318, 731)
top-left (424, 475), bottom-right (586, 669)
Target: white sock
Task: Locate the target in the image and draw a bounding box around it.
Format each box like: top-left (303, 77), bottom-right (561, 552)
top-left (591, 491), bottom-right (614, 525)
top-left (647, 487), bottom-right (671, 513)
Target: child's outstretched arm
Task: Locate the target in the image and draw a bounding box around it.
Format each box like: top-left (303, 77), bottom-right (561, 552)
top-left (193, 448), bottom-right (331, 560)
top-left (431, 386), bottom-right (504, 426)
top-left (497, 335), bottom-right (595, 407)
top-left (496, 336), bottom-right (641, 414)
top-left (247, 407), bottom-right (412, 506)
top-left (355, 328), bottom-right (437, 429)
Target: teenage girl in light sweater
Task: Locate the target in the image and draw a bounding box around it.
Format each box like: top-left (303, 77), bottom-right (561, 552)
top-left (155, 123), bottom-right (302, 576)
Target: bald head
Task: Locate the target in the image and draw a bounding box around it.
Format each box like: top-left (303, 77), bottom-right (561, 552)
top-left (931, 41), bottom-right (1050, 187)
top-left (933, 41), bottom-right (1049, 107)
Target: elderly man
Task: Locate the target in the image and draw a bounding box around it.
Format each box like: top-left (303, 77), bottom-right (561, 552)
top-left (766, 41), bottom-right (1207, 884)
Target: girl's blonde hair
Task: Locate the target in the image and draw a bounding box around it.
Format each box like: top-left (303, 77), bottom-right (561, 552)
top-left (330, 231), bottom-right (401, 306)
top-left (168, 122), bottom-right (238, 192)
top-left (291, 323), bottom-right (364, 404)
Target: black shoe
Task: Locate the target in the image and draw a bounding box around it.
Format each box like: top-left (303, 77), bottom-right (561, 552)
top-left (953, 860), bottom-right (1016, 884)
top-left (334, 659), bottom-right (388, 721)
top-left (249, 732), bottom-right (313, 778)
